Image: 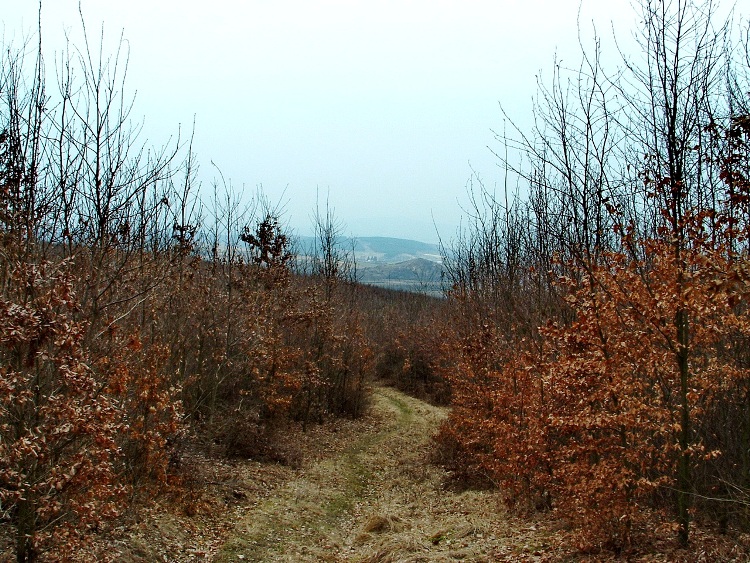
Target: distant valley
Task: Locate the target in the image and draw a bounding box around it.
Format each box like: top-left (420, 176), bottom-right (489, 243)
top-left (356, 257), bottom-right (444, 294)
top-left (296, 236), bottom-right (445, 294)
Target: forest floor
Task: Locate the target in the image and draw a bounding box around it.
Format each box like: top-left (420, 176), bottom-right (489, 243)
top-left (99, 385), bottom-right (749, 562)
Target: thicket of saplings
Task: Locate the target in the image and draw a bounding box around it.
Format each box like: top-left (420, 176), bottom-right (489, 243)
top-left (430, 0), bottom-right (750, 554)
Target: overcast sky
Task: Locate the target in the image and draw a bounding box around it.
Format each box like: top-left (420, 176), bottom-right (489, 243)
top-left (4, 0), bottom-right (638, 244)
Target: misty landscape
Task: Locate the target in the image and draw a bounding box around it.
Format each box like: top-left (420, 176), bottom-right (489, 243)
top-left (3, 0), bottom-right (750, 561)
top-left (298, 236), bottom-right (444, 294)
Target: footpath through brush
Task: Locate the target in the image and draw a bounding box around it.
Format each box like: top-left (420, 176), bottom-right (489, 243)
top-left (214, 386), bottom-right (537, 562)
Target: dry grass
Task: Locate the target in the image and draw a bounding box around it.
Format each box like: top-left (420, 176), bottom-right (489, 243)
top-left (213, 386), bottom-right (521, 562)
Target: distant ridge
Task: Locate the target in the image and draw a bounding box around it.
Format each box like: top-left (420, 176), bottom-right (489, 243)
top-left (296, 235), bottom-right (442, 265)
top-left (293, 236), bottom-right (444, 295)
top-left (353, 237), bottom-right (441, 263)
top-left (293, 236), bottom-right (445, 295)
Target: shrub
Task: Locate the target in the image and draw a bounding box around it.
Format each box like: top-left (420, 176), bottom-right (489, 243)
top-left (0, 261), bottom-right (124, 560)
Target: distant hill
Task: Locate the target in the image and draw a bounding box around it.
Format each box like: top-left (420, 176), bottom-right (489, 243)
top-left (296, 236), bottom-right (442, 265)
top-left (352, 237), bottom-right (442, 264)
top-left (294, 236), bottom-right (446, 295)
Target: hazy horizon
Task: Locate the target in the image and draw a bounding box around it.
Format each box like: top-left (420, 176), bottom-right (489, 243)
top-left (4, 1), bottom-right (638, 245)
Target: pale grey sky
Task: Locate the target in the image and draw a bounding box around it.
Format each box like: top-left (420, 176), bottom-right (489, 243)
top-left (4, 0), bottom-right (637, 244)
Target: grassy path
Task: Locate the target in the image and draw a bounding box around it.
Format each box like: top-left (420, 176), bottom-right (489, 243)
top-left (214, 386), bottom-right (516, 562)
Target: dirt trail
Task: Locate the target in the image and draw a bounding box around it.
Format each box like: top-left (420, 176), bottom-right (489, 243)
top-left (214, 386), bottom-right (528, 562)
